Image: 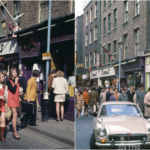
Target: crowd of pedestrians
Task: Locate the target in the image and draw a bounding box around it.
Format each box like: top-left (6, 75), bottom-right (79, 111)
top-left (75, 84), bottom-right (150, 119)
top-left (0, 68), bottom-right (68, 143)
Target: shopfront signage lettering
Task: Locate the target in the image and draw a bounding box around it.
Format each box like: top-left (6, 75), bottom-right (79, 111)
top-left (101, 69), bottom-right (110, 76)
top-left (122, 62), bottom-right (141, 72)
top-left (51, 35), bottom-right (74, 43)
top-left (82, 74), bottom-right (88, 79)
top-left (0, 44), bottom-right (4, 52)
top-left (42, 52), bottom-right (51, 60)
top-left (90, 71), bottom-right (98, 78)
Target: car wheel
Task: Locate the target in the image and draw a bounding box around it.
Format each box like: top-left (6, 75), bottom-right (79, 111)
top-left (90, 133), bottom-right (97, 149)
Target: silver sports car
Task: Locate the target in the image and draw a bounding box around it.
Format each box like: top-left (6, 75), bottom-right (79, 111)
top-left (90, 101), bottom-right (150, 149)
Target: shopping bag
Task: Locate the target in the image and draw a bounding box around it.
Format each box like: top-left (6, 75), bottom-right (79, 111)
top-left (81, 106), bottom-right (85, 115)
top-left (22, 102), bottom-right (34, 114)
top-left (5, 103), bottom-right (11, 119)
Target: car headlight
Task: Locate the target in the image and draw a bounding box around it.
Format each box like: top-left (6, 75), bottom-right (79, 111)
top-left (97, 128), bottom-right (106, 137)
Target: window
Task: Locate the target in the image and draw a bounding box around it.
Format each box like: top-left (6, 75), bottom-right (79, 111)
top-left (90, 8), bottom-right (92, 22)
top-left (103, 18), bottom-right (106, 34)
top-left (95, 3), bottom-right (98, 18)
top-left (104, 0), bottom-right (106, 9)
top-left (108, 43), bottom-right (111, 63)
top-left (14, 1), bottom-right (20, 22)
top-left (85, 55), bottom-right (88, 68)
top-left (0, 5), bottom-right (6, 36)
top-left (135, 0), bottom-right (140, 15)
top-left (40, 1), bottom-right (49, 22)
top-left (75, 42), bottom-right (77, 52)
top-left (134, 29), bottom-right (139, 55)
top-left (94, 26), bottom-right (97, 40)
top-left (90, 30), bottom-right (92, 44)
top-left (86, 12), bottom-right (88, 26)
top-left (85, 33), bottom-right (88, 46)
top-left (108, 14), bottom-right (111, 31)
top-left (108, 0), bottom-right (111, 4)
top-left (103, 51), bottom-right (105, 64)
top-left (89, 53), bottom-right (92, 67)
top-left (124, 34), bottom-right (128, 59)
top-left (114, 41), bottom-right (117, 59)
top-left (94, 51), bottom-right (96, 65)
top-left (124, 1), bottom-right (128, 22)
top-left (114, 9), bottom-right (117, 28)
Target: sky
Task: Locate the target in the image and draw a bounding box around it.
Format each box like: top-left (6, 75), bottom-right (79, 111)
top-left (75, 0), bottom-right (84, 18)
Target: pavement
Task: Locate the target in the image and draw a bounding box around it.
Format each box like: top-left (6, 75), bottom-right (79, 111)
top-left (75, 108), bottom-right (94, 149)
top-left (17, 107), bottom-right (74, 148)
top-left (0, 125), bottom-right (73, 149)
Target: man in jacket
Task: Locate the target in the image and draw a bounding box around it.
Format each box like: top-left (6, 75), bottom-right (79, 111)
top-left (118, 89), bottom-right (129, 101)
top-left (21, 70), bottom-right (40, 127)
top-left (106, 87), bottom-right (113, 101)
top-left (18, 69), bottom-right (27, 117)
top-left (126, 86), bottom-right (135, 102)
top-left (136, 83), bottom-right (147, 114)
top-left (144, 87), bottom-right (150, 119)
top-left (48, 70), bottom-right (56, 119)
top-left (89, 87), bottom-right (98, 115)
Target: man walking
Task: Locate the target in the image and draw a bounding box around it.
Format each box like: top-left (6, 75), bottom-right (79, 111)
top-left (106, 87), bottom-right (113, 101)
top-left (118, 89), bottom-right (129, 101)
top-left (126, 86), bottom-right (135, 102)
top-left (18, 69), bottom-right (27, 117)
top-left (48, 70), bottom-right (56, 119)
top-left (136, 84), bottom-right (147, 114)
top-left (89, 87), bottom-right (98, 115)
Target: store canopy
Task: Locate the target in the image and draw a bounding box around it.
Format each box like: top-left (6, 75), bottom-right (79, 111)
top-left (14, 13), bottom-right (75, 35)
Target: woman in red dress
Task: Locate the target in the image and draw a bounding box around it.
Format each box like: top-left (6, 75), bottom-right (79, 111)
top-left (0, 73), bottom-right (6, 142)
top-left (7, 68), bottom-right (21, 139)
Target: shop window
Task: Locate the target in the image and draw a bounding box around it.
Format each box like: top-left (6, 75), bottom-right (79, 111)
top-left (14, 1), bottom-right (20, 22)
top-left (0, 5), bottom-right (6, 36)
top-left (40, 1), bottom-right (49, 22)
top-left (124, 1), bottom-right (128, 22)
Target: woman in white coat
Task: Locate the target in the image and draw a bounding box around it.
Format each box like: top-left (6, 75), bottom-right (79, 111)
top-left (52, 70), bottom-right (68, 122)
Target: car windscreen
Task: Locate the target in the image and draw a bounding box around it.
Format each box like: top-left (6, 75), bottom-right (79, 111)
top-left (99, 104), bottom-right (142, 117)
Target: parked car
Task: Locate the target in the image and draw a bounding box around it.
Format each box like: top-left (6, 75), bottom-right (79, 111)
top-left (90, 101), bottom-right (150, 149)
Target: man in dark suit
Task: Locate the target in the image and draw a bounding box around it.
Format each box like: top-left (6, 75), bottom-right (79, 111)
top-left (3, 70), bottom-right (8, 85)
top-left (18, 69), bottom-right (27, 117)
top-left (126, 86), bottom-right (135, 102)
top-left (106, 87), bottom-right (113, 101)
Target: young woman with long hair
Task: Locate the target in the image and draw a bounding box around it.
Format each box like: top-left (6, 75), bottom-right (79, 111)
top-left (6, 68), bottom-right (21, 139)
top-left (0, 73), bottom-right (6, 142)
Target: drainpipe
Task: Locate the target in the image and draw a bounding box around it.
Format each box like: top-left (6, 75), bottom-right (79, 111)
top-left (98, 1), bottom-right (101, 86)
top-left (42, 0), bottom-right (51, 122)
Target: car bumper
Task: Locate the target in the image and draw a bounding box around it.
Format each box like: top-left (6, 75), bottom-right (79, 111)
top-left (95, 142), bottom-right (150, 147)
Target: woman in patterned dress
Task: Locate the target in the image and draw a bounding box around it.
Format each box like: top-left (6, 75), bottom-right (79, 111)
top-left (75, 91), bottom-right (84, 118)
top-left (0, 73), bottom-right (6, 142)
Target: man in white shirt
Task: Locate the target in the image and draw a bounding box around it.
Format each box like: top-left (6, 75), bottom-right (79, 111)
top-left (105, 80), bottom-right (109, 88)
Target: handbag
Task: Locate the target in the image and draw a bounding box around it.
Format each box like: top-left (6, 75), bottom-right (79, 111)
top-left (22, 102), bottom-right (34, 114)
top-left (66, 92), bottom-right (70, 99)
top-left (5, 103), bottom-right (11, 119)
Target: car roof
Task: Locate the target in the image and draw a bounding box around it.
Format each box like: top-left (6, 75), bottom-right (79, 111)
top-left (101, 101), bottom-right (137, 105)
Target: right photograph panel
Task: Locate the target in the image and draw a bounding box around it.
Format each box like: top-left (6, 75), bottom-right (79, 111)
top-left (75, 0), bottom-right (150, 149)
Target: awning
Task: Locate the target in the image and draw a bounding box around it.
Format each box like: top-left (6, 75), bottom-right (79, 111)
top-left (14, 13), bottom-right (75, 35)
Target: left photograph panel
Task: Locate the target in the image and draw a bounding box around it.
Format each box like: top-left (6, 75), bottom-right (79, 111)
top-left (0, 0), bottom-right (75, 149)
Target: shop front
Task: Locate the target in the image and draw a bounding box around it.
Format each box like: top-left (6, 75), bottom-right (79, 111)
top-left (121, 58), bottom-right (145, 89)
top-left (82, 73), bottom-right (90, 87)
top-left (99, 66), bottom-right (116, 87)
top-left (90, 70), bottom-right (99, 87)
top-left (15, 13), bottom-right (75, 121)
top-left (144, 50), bottom-right (150, 91)
top-left (0, 38), bottom-right (19, 73)
top-left (76, 75), bottom-right (83, 87)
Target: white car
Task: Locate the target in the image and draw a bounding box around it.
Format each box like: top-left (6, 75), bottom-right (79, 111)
top-left (90, 101), bottom-right (150, 149)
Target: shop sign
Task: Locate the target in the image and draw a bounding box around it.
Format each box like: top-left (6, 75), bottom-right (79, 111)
top-left (42, 52), bottom-right (51, 60)
top-left (96, 53), bottom-right (99, 68)
top-left (99, 67), bottom-right (115, 77)
top-left (0, 44), bottom-right (4, 52)
top-left (115, 67), bottom-right (124, 78)
top-left (76, 75), bottom-right (82, 80)
top-left (146, 57), bottom-right (150, 73)
top-left (90, 70), bottom-right (99, 79)
top-left (82, 74), bottom-right (87, 79)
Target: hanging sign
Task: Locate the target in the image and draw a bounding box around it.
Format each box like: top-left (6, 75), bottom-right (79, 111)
top-left (42, 52), bottom-right (51, 60)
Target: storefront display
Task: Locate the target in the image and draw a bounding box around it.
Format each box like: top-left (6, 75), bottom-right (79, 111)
top-left (90, 70), bottom-right (99, 86)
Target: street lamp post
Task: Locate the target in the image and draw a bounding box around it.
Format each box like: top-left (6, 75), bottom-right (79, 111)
top-left (117, 38), bottom-right (123, 91)
top-left (42, 0), bottom-right (52, 122)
